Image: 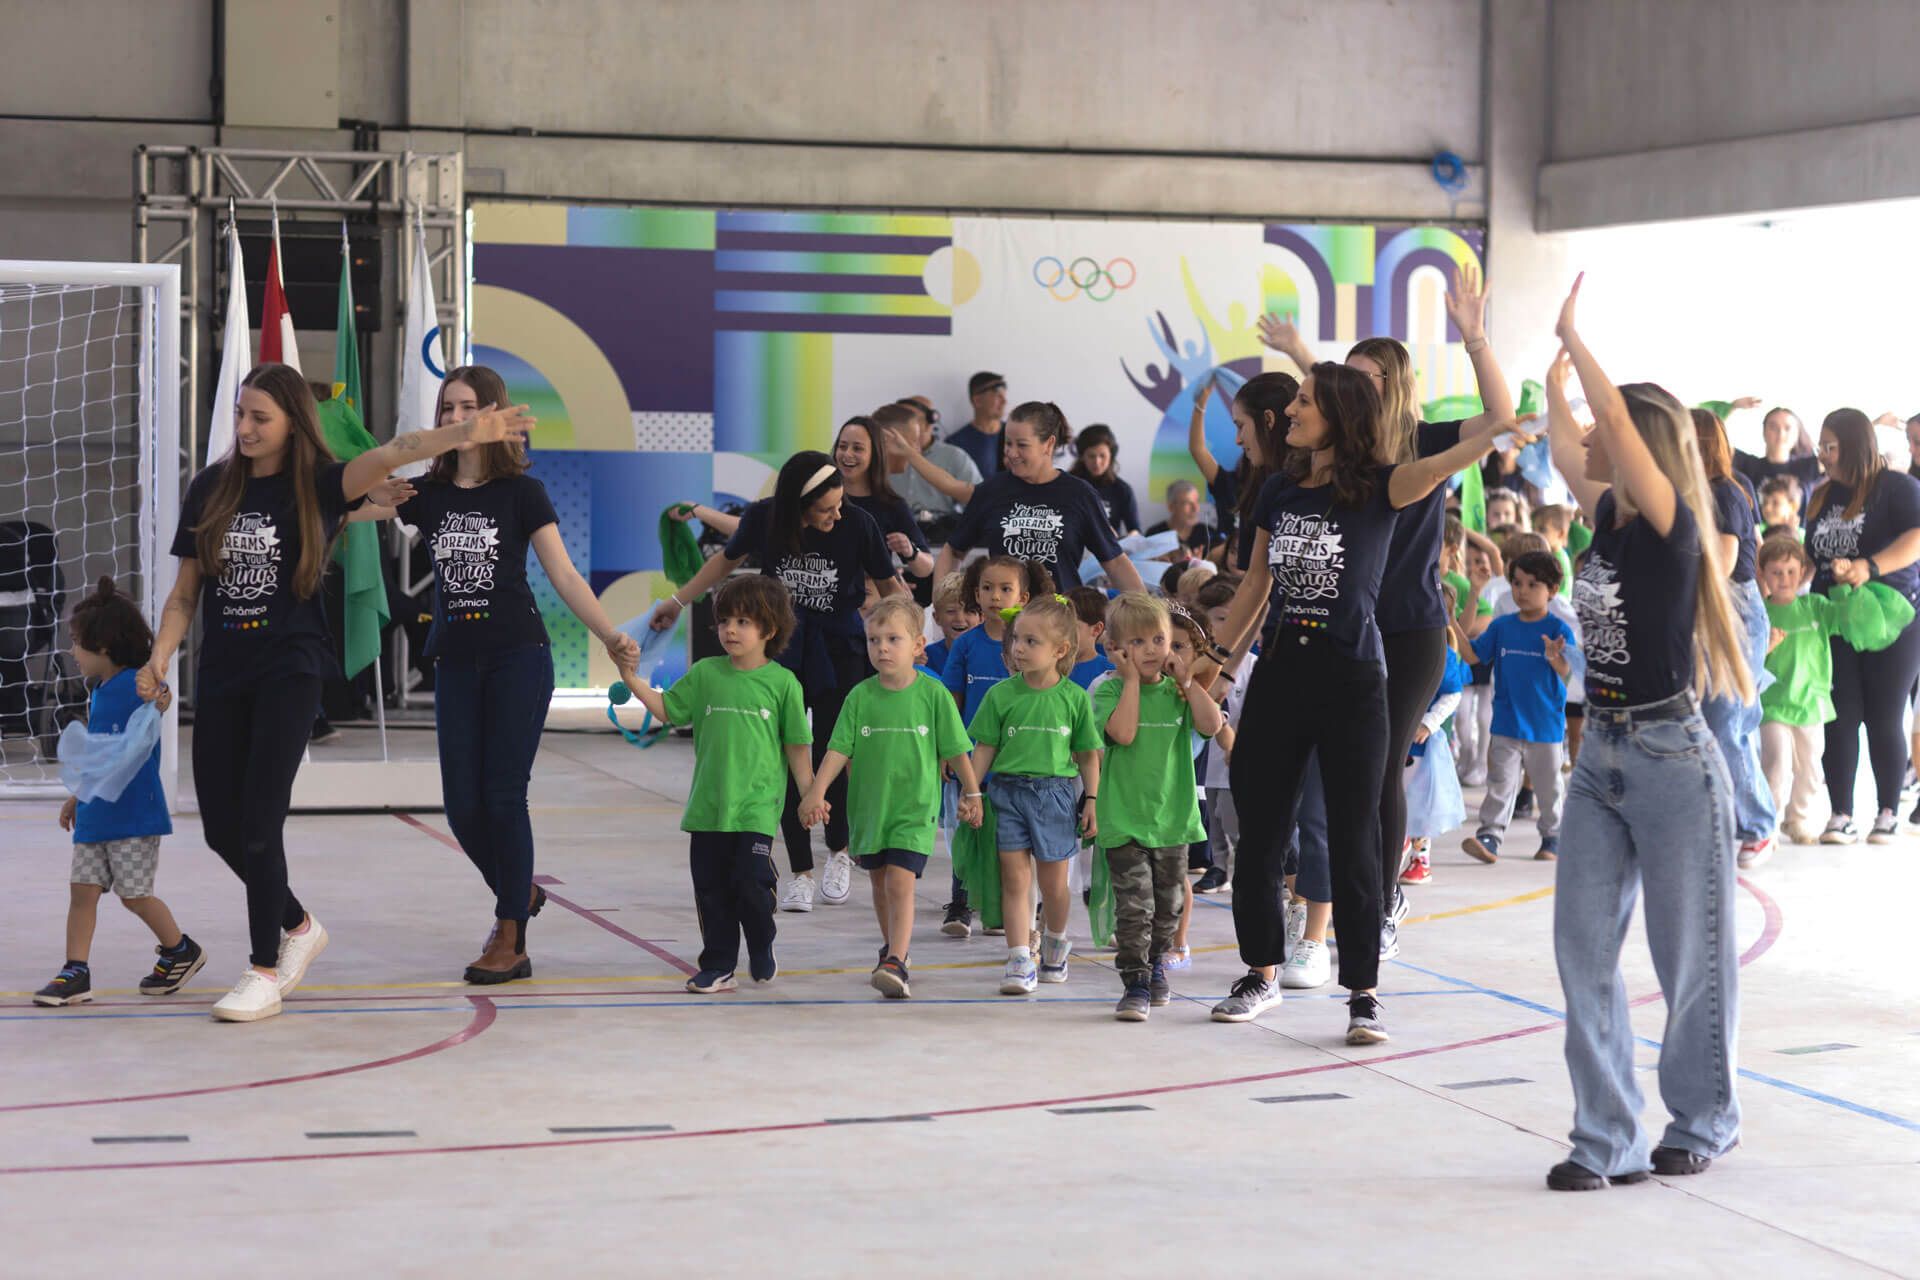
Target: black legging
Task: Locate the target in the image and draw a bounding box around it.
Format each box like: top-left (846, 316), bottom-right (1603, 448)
top-left (780, 681), bottom-right (850, 873)
top-left (1825, 619), bottom-right (1920, 816)
top-left (192, 674), bottom-right (319, 967)
top-left (1380, 627), bottom-right (1447, 898)
top-left (1229, 634), bottom-right (1389, 991)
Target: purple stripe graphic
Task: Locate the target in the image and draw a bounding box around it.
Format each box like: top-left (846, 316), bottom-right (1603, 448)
top-left (711, 272), bottom-right (929, 295)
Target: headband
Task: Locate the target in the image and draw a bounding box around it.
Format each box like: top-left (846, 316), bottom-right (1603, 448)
top-left (801, 464), bottom-right (839, 498)
top-left (998, 594), bottom-right (1071, 625)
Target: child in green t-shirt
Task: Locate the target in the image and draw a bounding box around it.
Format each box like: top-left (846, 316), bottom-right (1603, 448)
top-left (800, 597), bottom-right (982, 999)
top-left (1532, 504), bottom-right (1577, 600)
top-left (1757, 537), bottom-right (1835, 848)
top-left (968, 595), bottom-right (1103, 995)
top-left (616, 576), bottom-right (814, 995)
top-left (1095, 595), bottom-right (1222, 1021)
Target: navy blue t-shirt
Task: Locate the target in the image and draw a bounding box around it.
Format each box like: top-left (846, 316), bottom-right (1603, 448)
top-left (1209, 465), bottom-right (1254, 570)
top-left (1708, 474), bottom-right (1758, 584)
top-left (847, 491), bottom-right (930, 562)
top-left (396, 475), bottom-right (558, 662)
top-left (1085, 476), bottom-right (1140, 536)
top-left (1807, 471), bottom-right (1920, 603)
top-left (724, 497), bottom-right (895, 618)
top-left (1735, 451), bottom-right (1823, 519)
top-left (170, 460), bottom-right (357, 696)
top-left (1377, 420), bottom-right (1463, 635)
top-left (1472, 611), bottom-right (1575, 742)
top-left (946, 471), bottom-right (1124, 590)
top-left (943, 424), bottom-right (1003, 479)
top-left (1253, 466), bottom-right (1402, 667)
top-left (1574, 490), bottom-right (1702, 706)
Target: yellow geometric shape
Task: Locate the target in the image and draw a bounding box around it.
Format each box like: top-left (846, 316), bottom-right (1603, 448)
top-left (585, 571), bottom-right (675, 689)
top-left (922, 245), bottom-right (983, 307)
top-left (472, 202), bottom-right (568, 246)
top-left (470, 283), bottom-right (633, 451)
top-left (951, 247), bottom-right (981, 305)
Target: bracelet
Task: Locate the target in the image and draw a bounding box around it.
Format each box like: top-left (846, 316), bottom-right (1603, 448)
top-left (668, 592), bottom-right (688, 608)
top-left (1464, 337), bottom-right (1488, 353)
top-left (1868, 556), bottom-right (1882, 580)
top-left (1080, 794), bottom-right (1097, 803)
top-left (963, 791), bottom-right (983, 798)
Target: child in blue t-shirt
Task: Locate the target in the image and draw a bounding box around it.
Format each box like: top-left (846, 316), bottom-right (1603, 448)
top-left (925, 570), bottom-right (979, 679)
top-left (1066, 586), bottom-right (1115, 689)
top-left (1464, 551), bottom-right (1577, 863)
top-left (34, 579), bottom-right (200, 1007)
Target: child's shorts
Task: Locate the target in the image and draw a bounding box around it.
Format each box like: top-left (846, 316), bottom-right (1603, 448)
top-left (857, 849), bottom-right (929, 876)
top-left (986, 774), bottom-right (1080, 862)
top-left (71, 835), bottom-right (161, 898)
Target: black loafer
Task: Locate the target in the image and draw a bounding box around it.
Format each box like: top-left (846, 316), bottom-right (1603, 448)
top-left (1547, 1161), bottom-right (1650, 1191)
top-left (1652, 1145), bottom-right (1713, 1176)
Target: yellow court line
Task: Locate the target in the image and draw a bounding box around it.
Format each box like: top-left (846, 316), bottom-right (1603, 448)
top-left (0, 887), bottom-right (1556, 997)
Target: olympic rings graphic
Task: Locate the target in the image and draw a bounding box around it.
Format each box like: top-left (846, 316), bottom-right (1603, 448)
top-left (1032, 256), bottom-right (1137, 302)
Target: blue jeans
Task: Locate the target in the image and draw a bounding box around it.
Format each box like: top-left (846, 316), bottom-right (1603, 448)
top-left (434, 644), bottom-right (554, 921)
top-left (1702, 578), bottom-right (1777, 842)
top-left (1554, 699), bottom-right (1740, 1177)
top-left (1287, 750), bottom-right (1332, 903)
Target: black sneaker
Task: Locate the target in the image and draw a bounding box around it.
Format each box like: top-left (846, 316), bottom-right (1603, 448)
top-left (748, 940), bottom-right (777, 985)
top-left (33, 963), bottom-right (92, 1007)
top-left (1346, 993), bottom-right (1389, 1044)
top-left (1148, 959), bottom-right (1171, 1007)
top-left (1651, 1145), bottom-right (1715, 1176)
top-left (1547, 1160), bottom-right (1650, 1191)
top-left (1115, 985), bottom-right (1151, 1021)
top-left (1194, 866), bottom-right (1228, 894)
top-left (684, 968), bottom-right (737, 994)
top-left (941, 900), bottom-right (973, 938)
top-left (139, 935), bottom-right (207, 995)
top-left (871, 955), bottom-right (910, 999)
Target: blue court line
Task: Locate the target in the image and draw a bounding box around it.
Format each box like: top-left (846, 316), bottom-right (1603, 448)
top-left (1389, 957), bottom-right (1920, 1135)
top-left (0, 990), bottom-right (1481, 1023)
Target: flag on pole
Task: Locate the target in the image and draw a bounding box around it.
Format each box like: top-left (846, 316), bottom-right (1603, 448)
top-left (259, 199), bottom-right (302, 373)
top-left (393, 205), bottom-right (445, 479)
top-left (204, 205), bottom-right (251, 464)
top-left (320, 225), bottom-right (389, 679)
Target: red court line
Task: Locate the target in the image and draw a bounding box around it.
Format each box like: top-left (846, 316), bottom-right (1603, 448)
top-left (391, 813), bottom-right (697, 975)
top-left (0, 996), bottom-right (496, 1115)
top-left (0, 880), bottom-right (1786, 1176)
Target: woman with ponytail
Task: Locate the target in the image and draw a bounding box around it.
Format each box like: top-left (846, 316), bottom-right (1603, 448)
top-left (1542, 276), bottom-right (1750, 1192)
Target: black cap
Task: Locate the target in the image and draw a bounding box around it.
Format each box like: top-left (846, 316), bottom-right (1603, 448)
top-left (968, 371), bottom-right (1007, 397)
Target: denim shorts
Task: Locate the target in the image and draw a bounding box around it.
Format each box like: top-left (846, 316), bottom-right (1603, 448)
top-left (857, 849), bottom-right (930, 876)
top-left (987, 774), bottom-right (1080, 862)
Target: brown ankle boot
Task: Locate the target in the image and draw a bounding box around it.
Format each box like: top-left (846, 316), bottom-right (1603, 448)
top-left (463, 919), bottom-right (531, 985)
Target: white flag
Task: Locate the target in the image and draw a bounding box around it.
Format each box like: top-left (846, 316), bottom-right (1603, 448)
top-left (204, 214), bottom-right (251, 465)
top-left (393, 207), bottom-right (445, 479)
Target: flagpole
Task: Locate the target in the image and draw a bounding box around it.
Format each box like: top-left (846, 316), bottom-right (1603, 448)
top-left (373, 645), bottom-right (389, 762)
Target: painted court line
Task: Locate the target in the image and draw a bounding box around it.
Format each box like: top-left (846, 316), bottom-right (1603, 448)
top-left (1049, 1104), bottom-right (1152, 1115)
top-left (307, 1130), bottom-right (417, 1140)
top-left (92, 1135), bottom-right (188, 1145)
top-left (548, 1125), bottom-right (673, 1135)
top-left (1254, 1093), bottom-right (1349, 1104)
top-left (1777, 1043), bottom-right (1856, 1056)
top-left (1441, 1077), bottom-right (1531, 1091)
top-left (823, 1115), bottom-right (932, 1125)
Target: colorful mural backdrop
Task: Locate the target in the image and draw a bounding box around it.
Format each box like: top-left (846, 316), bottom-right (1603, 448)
top-left (471, 202), bottom-right (1486, 687)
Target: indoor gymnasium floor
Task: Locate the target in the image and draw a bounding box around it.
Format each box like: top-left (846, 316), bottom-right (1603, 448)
top-left (3, 727), bottom-right (1918, 1278)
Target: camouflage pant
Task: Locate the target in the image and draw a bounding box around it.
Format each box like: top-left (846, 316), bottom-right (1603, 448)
top-left (1109, 841), bottom-right (1187, 985)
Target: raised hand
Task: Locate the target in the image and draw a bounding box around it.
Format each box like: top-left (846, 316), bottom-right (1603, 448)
top-left (1445, 260), bottom-right (1489, 341)
top-left (1190, 378), bottom-right (1213, 416)
top-left (465, 403), bottom-right (536, 447)
top-left (1731, 396), bottom-right (1764, 411)
top-left (1554, 273), bottom-right (1585, 343)
top-left (1546, 348), bottom-right (1574, 404)
top-left (883, 426), bottom-right (921, 458)
top-left (1257, 311), bottom-right (1305, 358)
top-left (1110, 644), bottom-right (1137, 683)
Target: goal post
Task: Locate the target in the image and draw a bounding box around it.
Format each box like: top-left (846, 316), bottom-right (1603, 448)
top-left (0, 260), bottom-right (180, 808)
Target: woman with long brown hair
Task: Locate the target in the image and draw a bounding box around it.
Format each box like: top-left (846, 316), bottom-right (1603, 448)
top-left (834, 413), bottom-right (934, 583)
top-left (1186, 374), bottom-right (1292, 572)
top-left (140, 362), bottom-right (532, 1022)
top-left (1806, 407), bottom-right (1920, 843)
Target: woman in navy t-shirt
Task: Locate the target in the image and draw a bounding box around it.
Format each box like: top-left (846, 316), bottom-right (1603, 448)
top-left (1542, 278), bottom-right (1753, 1192)
top-left (1067, 422), bottom-right (1141, 537)
top-left (833, 414), bottom-right (934, 584)
top-left (1209, 362), bottom-right (1522, 1046)
top-left (383, 365), bottom-right (635, 984)
top-left (143, 362), bottom-right (534, 1023)
top-left (1187, 377), bottom-right (1291, 572)
top-left (1805, 408), bottom-right (1920, 843)
top-left (654, 450), bottom-right (904, 910)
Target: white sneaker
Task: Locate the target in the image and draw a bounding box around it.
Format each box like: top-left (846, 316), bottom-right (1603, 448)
top-left (1821, 815), bottom-right (1859, 845)
top-left (819, 851), bottom-right (854, 905)
top-left (1868, 810), bottom-right (1900, 845)
top-left (1280, 937), bottom-right (1331, 989)
top-left (274, 916), bottom-right (328, 994)
top-left (1285, 899), bottom-right (1308, 953)
top-left (1000, 950), bottom-right (1038, 995)
top-left (1379, 918), bottom-right (1402, 962)
top-left (779, 875), bottom-right (815, 912)
top-left (211, 969), bottom-right (283, 1022)
top-left (1038, 933), bottom-right (1072, 983)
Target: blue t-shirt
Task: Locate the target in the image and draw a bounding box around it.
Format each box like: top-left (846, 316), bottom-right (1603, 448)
top-left (946, 471), bottom-right (1125, 591)
top-left (1070, 651), bottom-right (1115, 689)
top-left (925, 637), bottom-right (951, 675)
top-left (1252, 466), bottom-right (1402, 666)
top-left (1409, 647), bottom-right (1472, 758)
top-left (941, 623), bottom-right (1009, 725)
top-left (73, 669), bottom-right (172, 843)
top-left (1472, 611), bottom-right (1576, 742)
top-left (724, 497), bottom-right (895, 619)
top-left (1377, 420), bottom-right (1463, 635)
top-left (943, 424), bottom-right (1003, 479)
top-left (1709, 474), bottom-right (1758, 585)
top-left (1575, 491), bottom-right (1702, 706)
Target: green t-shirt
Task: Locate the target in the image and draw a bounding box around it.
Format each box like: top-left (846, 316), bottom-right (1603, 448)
top-left (827, 672), bottom-right (972, 856)
top-left (1091, 676), bottom-right (1207, 849)
top-left (1443, 570), bottom-right (1490, 620)
top-left (970, 674), bottom-right (1103, 778)
top-left (662, 657), bottom-right (811, 835)
top-left (1762, 595), bottom-right (1838, 727)
top-left (1566, 521), bottom-right (1593, 556)
top-left (1553, 547), bottom-right (1575, 599)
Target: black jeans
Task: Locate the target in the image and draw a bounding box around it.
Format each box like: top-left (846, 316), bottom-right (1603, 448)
top-left (1826, 620), bottom-right (1920, 815)
top-left (1381, 628), bottom-right (1447, 897)
top-left (192, 675), bottom-right (320, 967)
top-left (434, 644), bottom-right (553, 922)
top-left (1229, 633), bottom-right (1389, 990)
top-left (780, 682), bottom-right (850, 873)
top-left (689, 831), bottom-right (778, 973)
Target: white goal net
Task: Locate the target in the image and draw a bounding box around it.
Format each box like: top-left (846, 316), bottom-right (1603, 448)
top-left (0, 261), bottom-right (179, 804)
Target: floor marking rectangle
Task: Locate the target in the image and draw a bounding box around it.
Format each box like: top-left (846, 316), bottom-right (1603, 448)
top-left (1048, 1104), bottom-right (1153, 1115)
top-left (1441, 1077), bottom-right (1532, 1090)
top-left (1777, 1043), bottom-right (1856, 1055)
top-left (823, 1115), bottom-right (932, 1125)
top-left (1253, 1092), bottom-right (1350, 1104)
top-left (305, 1130), bottom-right (418, 1139)
top-left (91, 1135), bottom-right (188, 1144)
top-left (547, 1125), bottom-right (675, 1134)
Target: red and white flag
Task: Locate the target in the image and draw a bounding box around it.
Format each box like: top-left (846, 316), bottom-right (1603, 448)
top-left (259, 200), bottom-right (302, 373)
